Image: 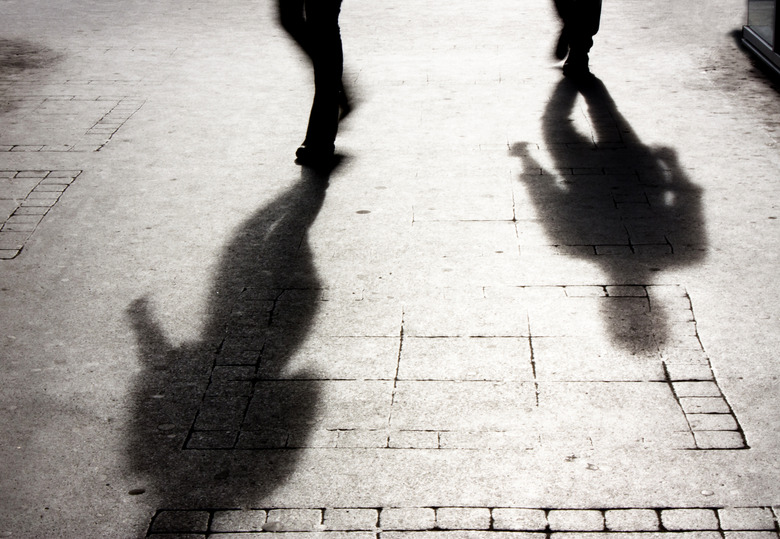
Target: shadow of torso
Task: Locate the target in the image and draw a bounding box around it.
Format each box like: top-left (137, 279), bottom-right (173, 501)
top-left (511, 76), bottom-right (707, 348)
top-left (126, 169), bottom-right (329, 512)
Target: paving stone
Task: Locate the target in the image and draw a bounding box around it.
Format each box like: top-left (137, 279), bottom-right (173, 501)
top-left (438, 430), bottom-right (540, 450)
top-left (244, 380), bottom-right (392, 431)
top-left (551, 533), bottom-right (722, 539)
top-left (492, 509), bottom-right (548, 531)
top-left (390, 381), bottom-right (536, 431)
top-left (399, 336), bottom-right (533, 381)
top-left (688, 413), bottom-right (739, 431)
top-left (193, 396), bottom-right (249, 430)
top-left (528, 303), bottom-right (611, 337)
top-left (718, 508), bottom-right (776, 530)
top-left (564, 286), bottom-right (607, 297)
top-left (547, 510), bottom-right (605, 531)
top-left (532, 336), bottom-right (663, 381)
top-left (389, 430), bottom-right (439, 449)
top-left (13, 170), bottom-right (48, 178)
top-left (435, 508), bottom-right (491, 530)
top-left (288, 428), bottom-right (339, 448)
top-left (404, 297), bottom-right (530, 337)
top-left (672, 382), bottom-right (723, 397)
top-left (384, 533), bottom-right (544, 539)
top-left (149, 510), bottom-right (210, 533)
top-left (661, 509), bottom-right (719, 530)
top-left (4, 215), bottom-right (42, 227)
top-left (276, 297), bottom-right (401, 337)
top-left (595, 245), bottom-right (636, 255)
top-left (20, 198), bottom-right (54, 207)
top-left (259, 336), bottom-right (400, 380)
top-left (45, 170), bottom-right (81, 178)
top-left (0, 232), bottom-right (27, 249)
top-left (679, 397), bottom-right (732, 414)
top-left (25, 193), bottom-right (61, 205)
top-left (335, 429), bottom-right (388, 448)
top-left (211, 509), bottom-right (267, 532)
top-left (265, 509), bottom-right (323, 531)
top-left (186, 430), bottom-right (239, 449)
top-left (538, 382), bottom-right (689, 440)
top-left (325, 508), bottom-right (379, 530)
top-left (723, 533), bottom-right (780, 539)
top-left (1, 222), bottom-right (36, 232)
top-left (606, 286), bottom-right (648, 297)
top-left (604, 509), bottom-right (660, 531)
top-left (213, 533), bottom-right (374, 539)
top-left (235, 429), bottom-right (291, 449)
top-left (693, 430), bottom-right (747, 449)
top-left (381, 508), bottom-right (436, 530)
top-left (664, 363), bottom-right (716, 381)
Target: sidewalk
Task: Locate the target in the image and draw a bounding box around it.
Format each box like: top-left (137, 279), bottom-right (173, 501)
top-left (1, 0), bottom-right (779, 536)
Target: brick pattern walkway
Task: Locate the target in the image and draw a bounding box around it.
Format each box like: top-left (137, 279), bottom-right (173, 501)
top-left (147, 506), bottom-right (780, 537)
top-left (178, 284), bottom-right (746, 452)
top-left (0, 94), bottom-right (144, 152)
top-left (0, 170), bottom-right (81, 259)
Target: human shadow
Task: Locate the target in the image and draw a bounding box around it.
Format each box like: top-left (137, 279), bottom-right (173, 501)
top-left (510, 76), bottom-right (707, 349)
top-left (126, 165), bottom-right (333, 519)
top-left (0, 38), bottom-right (61, 114)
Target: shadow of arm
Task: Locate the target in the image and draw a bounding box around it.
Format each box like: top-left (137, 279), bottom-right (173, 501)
top-left (126, 297), bottom-right (174, 364)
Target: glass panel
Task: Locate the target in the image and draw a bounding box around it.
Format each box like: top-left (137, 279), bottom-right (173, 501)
top-left (748, 0), bottom-right (776, 46)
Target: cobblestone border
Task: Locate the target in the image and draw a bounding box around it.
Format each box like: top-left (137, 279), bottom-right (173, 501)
top-left (0, 96), bottom-right (144, 152)
top-left (147, 506), bottom-right (780, 536)
top-left (0, 170), bottom-right (81, 259)
top-left (180, 285), bottom-right (747, 452)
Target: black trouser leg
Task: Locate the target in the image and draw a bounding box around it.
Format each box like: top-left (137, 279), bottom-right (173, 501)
top-left (556, 0), bottom-right (602, 54)
top-left (302, 0), bottom-right (343, 150)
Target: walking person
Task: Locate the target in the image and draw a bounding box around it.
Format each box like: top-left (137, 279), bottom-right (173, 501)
top-left (553, 0), bottom-right (602, 77)
top-left (278, 0), bottom-right (350, 170)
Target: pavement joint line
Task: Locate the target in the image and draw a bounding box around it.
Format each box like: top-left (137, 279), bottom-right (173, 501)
top-left (177, 285), bottom-right (747, 451)
top-left (145, 506), bottom-right (780, 536)
top-left (0, 170), bottom-right (82, 260)
top-left (0, 94), bottom-right (144, 152)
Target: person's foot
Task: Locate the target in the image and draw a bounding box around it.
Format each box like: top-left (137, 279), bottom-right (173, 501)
top-left (295, 144), bottom-right (337, 171)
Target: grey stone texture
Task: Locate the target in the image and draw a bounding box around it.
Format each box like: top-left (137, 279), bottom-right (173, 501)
top-left (1, 0), bottom-right (779, 536)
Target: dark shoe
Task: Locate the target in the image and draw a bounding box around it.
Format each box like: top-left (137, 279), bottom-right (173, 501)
top-left (295, 144), bottom-right (337, 171)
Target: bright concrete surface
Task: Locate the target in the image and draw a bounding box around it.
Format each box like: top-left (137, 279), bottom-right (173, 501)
top-left (1, 0), bottom-right (779, 536)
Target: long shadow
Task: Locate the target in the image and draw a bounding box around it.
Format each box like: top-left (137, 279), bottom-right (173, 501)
top-left (126, 165), bottom-right (333, 518)
top-left (511, 76), bottom-right (707, 349)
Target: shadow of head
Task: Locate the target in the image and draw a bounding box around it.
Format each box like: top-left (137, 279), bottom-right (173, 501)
top-left (0, 39), bottom-right (62, 114)
top-left (0, 38), bottom-right (60, 73)
top-left (125, 165), bottom-right (333, 508)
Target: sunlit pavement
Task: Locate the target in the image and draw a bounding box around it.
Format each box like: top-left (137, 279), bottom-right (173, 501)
top-left (1, 0), bottom-right (779, 536)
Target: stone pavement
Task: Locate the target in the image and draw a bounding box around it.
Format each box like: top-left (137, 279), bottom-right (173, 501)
top-left (1, 0), bottom-right (779, 537)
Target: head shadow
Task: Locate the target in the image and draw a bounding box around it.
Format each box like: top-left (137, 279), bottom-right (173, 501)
top-left (510, 76), bottom-right (707, 349)
top-left (0, 39), bottom-right (61, 114)
top-left (125, 164), bottom-right (335, 516)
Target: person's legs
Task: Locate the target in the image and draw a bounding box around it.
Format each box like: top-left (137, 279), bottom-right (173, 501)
top-left (278, 0), bottom-right (310, 55)
top-left (556, 0), bottom-right (602, 76)
top-left (297, 0), bottom-right (343, 164)
top-left (567, 0), bottom-right (601, 54)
